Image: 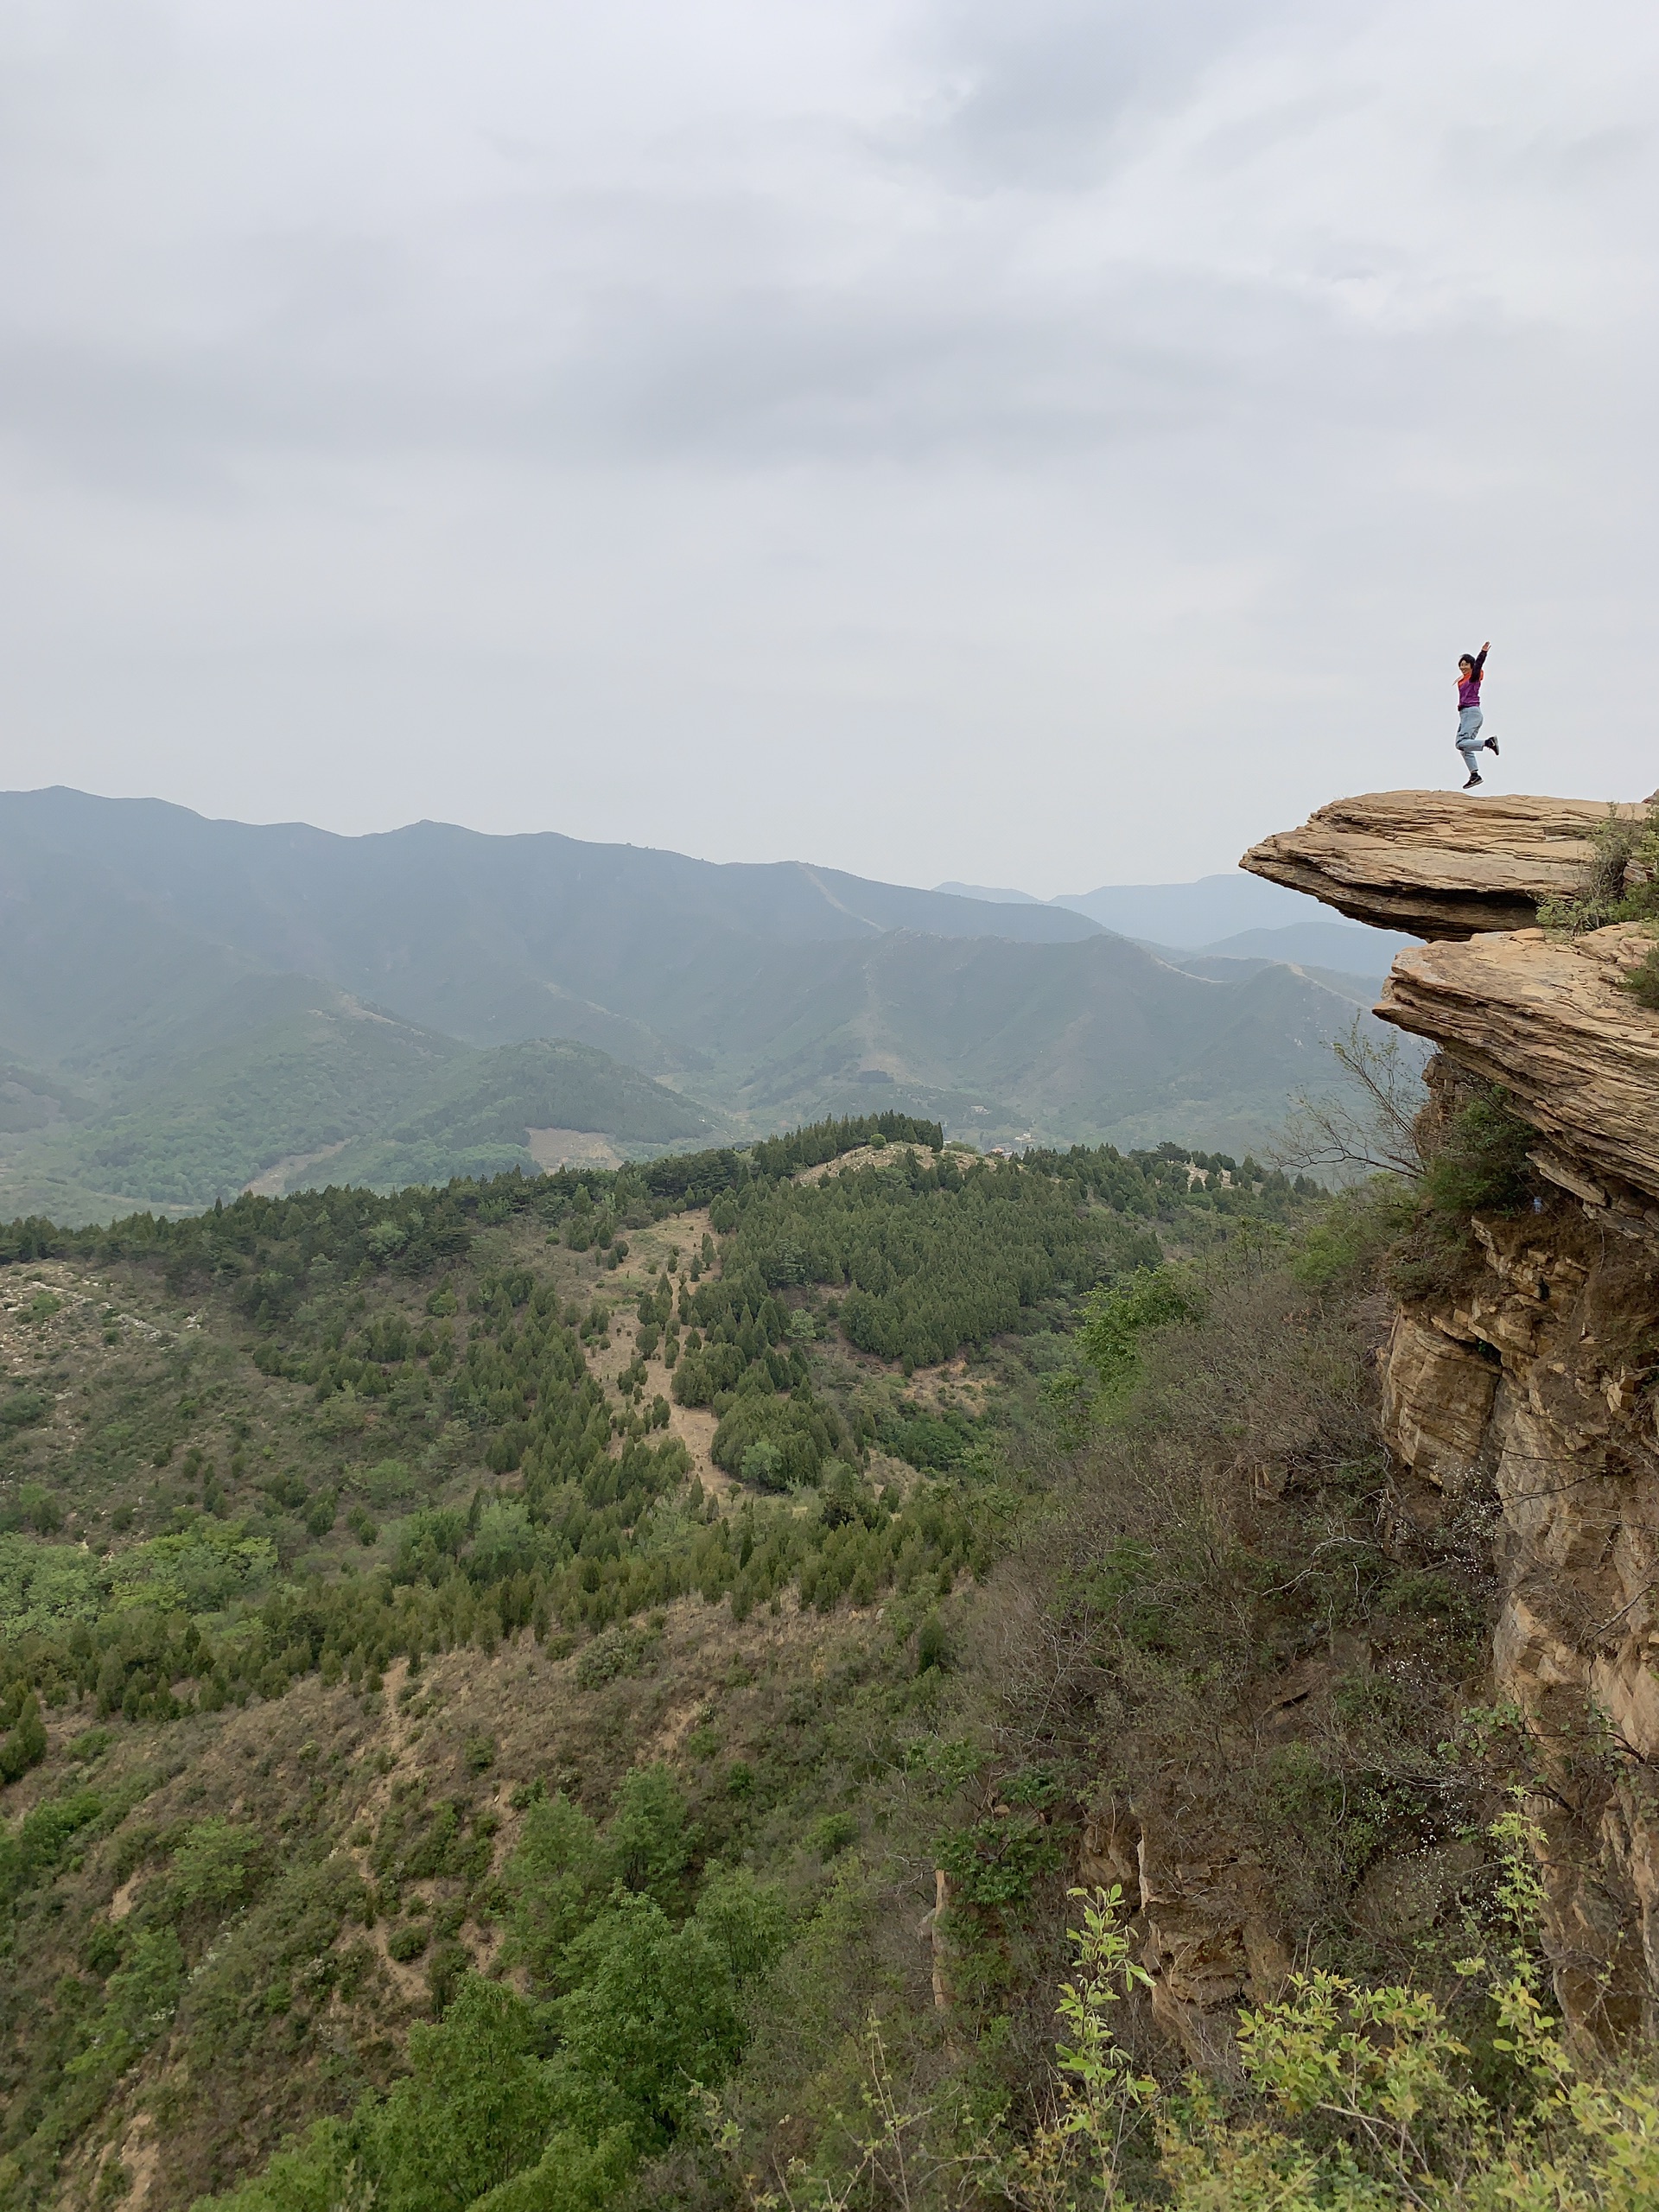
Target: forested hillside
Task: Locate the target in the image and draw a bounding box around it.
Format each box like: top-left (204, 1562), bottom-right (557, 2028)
top-left (10, 1089), bottom-right (1658, 2212)
top-left (0, 1114), bottom-right (1323, 2209)
top-left (0, 1007), bottom-right (726, 1226)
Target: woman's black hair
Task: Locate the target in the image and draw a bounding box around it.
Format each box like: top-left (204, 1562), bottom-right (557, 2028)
top-left (1459, 652), bottom-right (1477, 669)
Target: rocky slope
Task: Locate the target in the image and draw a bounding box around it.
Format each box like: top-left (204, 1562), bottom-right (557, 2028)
top-left (1249, 790), bottom-right (1659, 2043)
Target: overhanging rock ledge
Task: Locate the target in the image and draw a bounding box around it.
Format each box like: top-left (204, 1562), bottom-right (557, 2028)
top-left (1241, 788), bottom-right (1642, 939)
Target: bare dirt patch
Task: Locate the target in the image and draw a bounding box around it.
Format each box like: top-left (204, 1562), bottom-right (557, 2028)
top-left (116, 2114), bottom-right (160, 2209)
top-left (517, 1203), bottom-right (728, 1493)
top-left (243, 1141), bottom-right (347, 1198)
top-left (798, 1142), bottom-right (938, 1185)
top-left (525, 1128), bottom-right (625, 1172)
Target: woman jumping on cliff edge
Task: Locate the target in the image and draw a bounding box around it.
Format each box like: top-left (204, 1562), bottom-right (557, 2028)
top-left (1455, 641), bottom-right (1498, 788)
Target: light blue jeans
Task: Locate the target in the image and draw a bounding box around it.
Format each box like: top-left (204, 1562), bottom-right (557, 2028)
top-left (1456, 703), bottom-right (1484, 770)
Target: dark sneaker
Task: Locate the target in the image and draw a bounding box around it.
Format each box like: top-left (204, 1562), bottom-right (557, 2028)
top-left (1464, 772), bottom-right (1483, 789)
top-left (1485, 735), bottom-right (1499, 754)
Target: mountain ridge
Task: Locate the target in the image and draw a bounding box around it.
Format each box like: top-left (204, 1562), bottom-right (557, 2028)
top-left (0, 787), bottom-right (1402, 1216)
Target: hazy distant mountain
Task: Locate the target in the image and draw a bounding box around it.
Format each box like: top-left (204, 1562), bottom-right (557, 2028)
top-left (685, 927), bottom-right (1385, 1155)
top-left (931, 880), bottom-right (1045, 905)
top-left (1051, 871), bottom-right (1332, 947)
top-left (1191, 920), bottom-right (1417, 977)
top-left (0, 978), bottom-right (725, 1221)
top-left (0, 1054), bottom-right (95, 1136)
top-left (48, 976), bottom-right (472, 1211)
top-left (0, 787), bottom-right (1099, 1065)
top-left (308, 1038), bottom-right (723, 1196)
top-left (0, 788), bottom-right (1410, 1218)
top-left (941, 868), bottom-right (1413, 966)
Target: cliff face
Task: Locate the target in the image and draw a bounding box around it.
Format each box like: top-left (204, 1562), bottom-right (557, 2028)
top-left (1249, 790), bottom-right (1659, 2041)
top-left (1379, 925), bottom-right (1659, 1217)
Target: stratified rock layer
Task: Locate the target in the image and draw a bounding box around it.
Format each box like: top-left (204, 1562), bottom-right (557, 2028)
top-left (1241, 790), bottom-right (1641, 939)
top-left (1377, 924), bottom-right (1659, 1216)
top-left (1379, 1102), bottom-right (1659, 2041)
top-left (1237, 784), bottom-right (1659, 2042)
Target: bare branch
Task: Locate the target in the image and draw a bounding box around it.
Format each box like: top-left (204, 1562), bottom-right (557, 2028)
top-left (1270, 1014), bottom-right (1428, 1181)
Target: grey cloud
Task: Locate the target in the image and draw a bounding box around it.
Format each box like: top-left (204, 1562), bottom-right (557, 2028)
top-left (0, 270), bottom-right (1462, 486)
top-left (890, 0), bottom-right (1323, 191)
top-left (0, 0), bottom-right (1638, 496)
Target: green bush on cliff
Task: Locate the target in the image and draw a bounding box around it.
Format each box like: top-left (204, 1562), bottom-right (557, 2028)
top-left (1380, 1084), bottom-right (1538, 1300)
top-left (1538, 799), bottom-right (1659, 936)
top-left (1535, 798), bottom-right (1659, 1013)
top-left (1624, 941), bottom-right (1659, 1010)
top-left (1421, 1086), bottom-right (1538, 1221)
top-left (969, 1833), bottom-right (1659, 2212)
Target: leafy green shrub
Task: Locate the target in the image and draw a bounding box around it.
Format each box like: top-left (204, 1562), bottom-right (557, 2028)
top-left (1421, 1087), bottom-right (1537, 1221)
top-left (1290, 1179), bottom-right (1416, 1290)
top-left (690, 1864), bottom-right (789, 1986)
top-left (191, 1976), bottom-right (630, 2211)
top-left (378, 1974), bottom-right (583, 2200)
top-left (558, 1893), bottom-right (744, 2145)
top-left (156, 1817), bottom-right (265, 1929)
top-left (811, 1812), bottom-right (861, 1860)
top-left (1624, 939), bottom-right (1659, 1010)
top-left (0, 1689), bottom-right (48, 1783)
top-left (302, 1489), bottom-right (337, 1540)
top-left (501, 1794), bottom-right (607, 1993)
top-left (936, 1810), bottom-right (1060, 1909)
top-left (8, 1785), bottom-right (101, 1894)
top-left (387, 1921), bottom-right (429, 1963)
top-left (606, 1765), bottom-right (690, 1909)
top-left (67, 1926), bottom-right (184, 2085)
top-left (710, 1389), bottom-right (845, 1490)
top-left (916, 1614), bottom-right (950, 1674)
top-left (740, 1439), bottom-right (785, 1489)
top-left (1076, 1264), bottom-right (1204, 1399)
top-left (878, 1406), bottom-right (976, 1470)
top-left (1539, 800), bottom-right (1659, 932)
top-left (574, 1623), bottom-right (662, 1691)
top-left (16, 1484), bottom-right (64, 1535)
top-left (0, 1386), bottom-right (50, 1433)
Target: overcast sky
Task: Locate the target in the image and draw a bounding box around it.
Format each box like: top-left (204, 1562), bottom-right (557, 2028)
top-left (0, 0), bottom-right (1654, 893)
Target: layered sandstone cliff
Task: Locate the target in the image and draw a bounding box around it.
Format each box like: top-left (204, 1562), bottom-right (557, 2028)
top-left (1381, 925), bottom-right (1659, 1217)
top-left (1248, 789), bottom-right (1659, 2041)
top-left (1242, 790), bottom-right (1643, 938)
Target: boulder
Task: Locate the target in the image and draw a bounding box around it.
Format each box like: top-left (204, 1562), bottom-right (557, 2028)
top-left (1240, 790), bottom-right (1643, 939)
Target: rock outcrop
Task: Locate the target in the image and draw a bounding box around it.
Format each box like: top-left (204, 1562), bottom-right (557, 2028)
top-left (1239, 788), bottom-right (1659, 2044)
top-left (1377, 1062), bottom-right (1659, 2039)
top-left (1241, 790), bottom-right (1642, 938)
top-left (1378, 925), bottom-right (1659, 1217)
